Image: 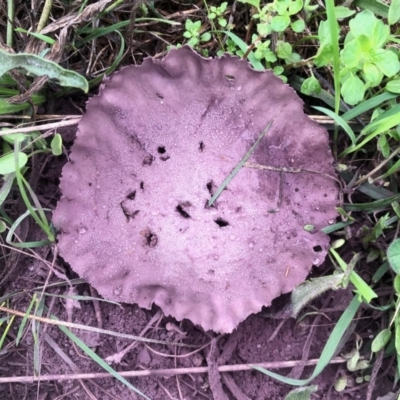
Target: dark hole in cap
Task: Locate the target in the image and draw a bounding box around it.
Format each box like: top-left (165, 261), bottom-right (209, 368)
top-left (176, 204), bottom-right (191, 219)
top-left (214, 218), bottom-right (229, 227)
top-left (313, 245), bottom-right (322, 252)
top-left (158, 146), bottom-right (166, 154)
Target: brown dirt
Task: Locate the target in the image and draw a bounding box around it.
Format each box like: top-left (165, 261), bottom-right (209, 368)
top-left (0, 103), bottom-right (397, 400)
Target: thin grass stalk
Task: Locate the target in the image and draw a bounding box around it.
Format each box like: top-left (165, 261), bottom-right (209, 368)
top-left (324, 0), bottom-right (341, 156)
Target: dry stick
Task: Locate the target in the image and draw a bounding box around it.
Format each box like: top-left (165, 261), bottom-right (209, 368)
top-left (0, 306), bottom-right (198, 348)
top-left (0, 115), bottom-right (341, 136)
top-left (353, 145), bottom-right (400, 186)
top-left (0, 357), bottom-right (347, 384)
top-left (0, 118), bottom-right (81, 135)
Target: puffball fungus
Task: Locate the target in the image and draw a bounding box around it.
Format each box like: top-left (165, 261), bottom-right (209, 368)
top-left (53, 47), bottom-right (338, 333)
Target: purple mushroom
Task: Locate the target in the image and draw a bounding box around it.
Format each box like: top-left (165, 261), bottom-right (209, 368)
top-left (53, 47), bottom-right (338, 333)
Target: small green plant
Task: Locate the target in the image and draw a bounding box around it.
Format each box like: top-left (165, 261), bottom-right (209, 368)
top-left (315, 10), bottom-right (400, 105)
top-left (183, 19), bottom-right (211, 48)
top-left (207, 2), bottom-right (229, 28)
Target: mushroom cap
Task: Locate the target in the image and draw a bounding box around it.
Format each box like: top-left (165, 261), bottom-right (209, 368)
top-left (53, 47), bottom-right (338, 333)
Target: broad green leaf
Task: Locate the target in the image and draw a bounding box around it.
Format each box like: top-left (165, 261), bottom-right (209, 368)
top-left (271, 15), bottom-right (291, 32)
top-left (377, 134), bottom-right (390, 158)
top-left (341, 74), bottom-right (365, 105)
top-left (363, 62), bottom-right (382, 86)
top-left (386, 79), bottom-right (400, 93)
top-left (288, 0), bottom-right (303, 15)
top-left (291, 19), bottom-right (305, 32)
top-left (301, 76), bottom-right (321, 95)
top-left (335, 6), bottom-right (356, 19)
top-left (257, 22), bottom-right (272, 36)
top-left (275, 0), bottom-right (291, 15)
top-left (0, 50), bottom-right (88, 92)
top-left (372, 329), bottom-right (392, 352)
top-left (395, 274), bottom-right (400, 294)
top-left (0, 152), bottom-right (27, 175)
top-left (276, 41), bottom-right (292, 59)
top-left (341, 40), bottom-right (362, 69)
top-left (388, 239), bottom-right (400, 274)
top-left (371, 49), bottom-right (400, 77)
top-left (388, 0), bottom-right (400, 25)
top-left (0, 220), bottom-right (6, 233)
top-left (314, 45), bottom-right (333, 67)
top-left (51, 134), bottom-right (63, 156)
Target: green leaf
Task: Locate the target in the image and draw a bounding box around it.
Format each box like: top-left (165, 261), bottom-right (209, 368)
top-left (362, 62), bottom-right (382, 86)
top-left (51, 134), bottom-right (63, 156)
top-left (377, 134), bottom-right (390, 158)
top-left (200, 32), bottom-right (212, 42)
top-left (341, 74), bottom-right (365, 105)
top-left (288, 0), bottom-right (303, 15)
top-left (0, 220), bottom-right (6, 233)
top-left (341, 40), bottom-right (362, 69)
top-left (257, 22), bottom-right (272, 36)
top-left (271, 15), bottom-right (291, 32)
top-left (301, 76), bottom-right (321, 95)
top-left (371, 49), bottom-right (400, 77)
top-left (335, 6), bottom-right (356, 19)
top-left (291, 19), bottom-right (305, 32)
top-left (388, 0), bottom-right (400, 24)
top-left (0, 152), bottom-right (27, 175)
top-left (394, 274), bottom-right (400, 294)
top-left (372, 329), bottom-right (392, 352)
top-left (388, 239), bottom-right (400, 274)
top-left (386, 79), bottom-right (400, 93)
top-left (0, 49), bottom-right (88, 93)
top-left (276, 41), bottom-right (292, 59)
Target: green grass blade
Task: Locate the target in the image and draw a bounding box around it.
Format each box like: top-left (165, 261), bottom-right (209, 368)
top-left (209, 107), bottom-right (284, 206)
top-left (341, 92), bottom-right (398, 121)
top-left (221, 31), bottom-right (265, 70)
top-left (6, 208), bottom-right (52, 248)
top-left (16, 294), bottom-right (36, 346)
top-left (329, 249), bottom-right (377, 303)
top-left (54, 316), bottom-right (151, 400)
top-left (0, 94), bottom-right (46, 114)
top-left (313, 106), bottom-right (356, 146)
top-left (89, 31), bottom-right (125, 88)
top-left (14, 28), bottom-right (55, 45)
top-left (252, 296), bottom-right (361, 385)
top-left (324, 0), bottom-right (340, 114)
top-left (0, 315), bottom-right (15, 350)
top-left (343, 193), bottom-right (400, 211)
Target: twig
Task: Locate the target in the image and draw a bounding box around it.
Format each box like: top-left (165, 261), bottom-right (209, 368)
top-left (0, 357), bottom-right (347, 383)
top-left (0, 305), bottom-right (198, 348)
